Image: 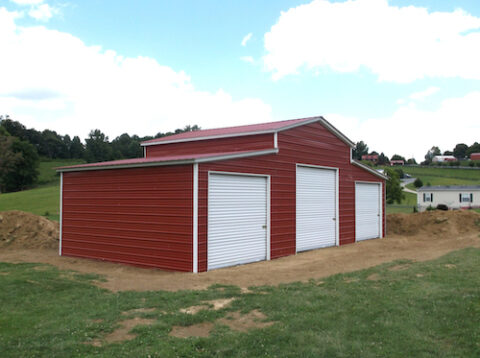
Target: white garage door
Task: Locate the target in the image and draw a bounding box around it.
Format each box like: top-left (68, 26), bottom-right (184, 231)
top-left (296, 166), bottom-right (337, 252)
top-left (208, 173), bottom-right (268, 270)
top-left (355, 182), bottom-right (381, 241)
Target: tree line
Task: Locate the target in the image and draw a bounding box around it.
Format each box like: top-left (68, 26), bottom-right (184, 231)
top-left (0, 115), bottom-right (199, 193)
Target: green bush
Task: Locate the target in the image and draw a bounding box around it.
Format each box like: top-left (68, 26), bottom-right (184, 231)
top-left (413, 178), bottom-right (423, 188)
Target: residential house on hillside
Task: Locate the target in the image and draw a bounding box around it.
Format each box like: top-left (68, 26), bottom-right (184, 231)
top-left (417, 185), bottom-right (480, 211)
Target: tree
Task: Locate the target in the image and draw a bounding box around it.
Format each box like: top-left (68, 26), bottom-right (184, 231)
top-left (0, 130), bottom-right (39, 192)
top-left (413, 178), bottom-right (423, 188)
top-left (353, 141), bottom-right (369, 160)
top-left (443, 150), bottom-right (453, 156)
top-left (384, 168), bottom-right (405, 204)
top-left (453, 143), bottom-right (468, 159)
top-left (69, 136), bottom-right (85, 159)
top-left (391, 154), bottom-right (406, 162)
top-left (111, 133), bottom-right (143, 159)
top-left (84, 129), bottom-right (113, 163)
top-left (466, 142), bottom-right (480, 157)
top-left (378, 152), bottom-right (389, 165)
top-left (407, 158), bottom-right (417, 164)
top-left (424, 146), bottom-right (441, 164)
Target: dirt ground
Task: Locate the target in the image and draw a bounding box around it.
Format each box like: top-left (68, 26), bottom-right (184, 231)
top-left (0, 210), bottom-right (479, 292)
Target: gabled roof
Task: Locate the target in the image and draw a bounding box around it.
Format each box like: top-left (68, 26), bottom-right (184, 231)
top-left (418, 185), bottom-right (480, 192)
top-left (141, 116), bottom-right (355, 148)
top-left (56, 148), bottom-right (278, 172)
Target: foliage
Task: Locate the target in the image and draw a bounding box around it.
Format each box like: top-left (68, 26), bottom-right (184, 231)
top-left (466, 142), bottom-right (480, 157)
top-left (423, 146), bottom-right (441, 164)
top-left (353, 140), bottom-right (369, 160)
top-left (2, 249), bottom-right (480, 357)
top-left (84, 129), bottom-right (114, 163)
top-left (413, 177), bottom-right (423, 188)
top-left (378, 152), bottom-right (389, 165)
top-left (406, 158), bottom-right (417, 164)
top-left (0, 132), bottom-right (39, 193)
top-left (384, 167), bottom-right (405, 204)
top-left (393, 167), bottom-right (404, 179)
top-left (391, 154), bottom-right (406, 162)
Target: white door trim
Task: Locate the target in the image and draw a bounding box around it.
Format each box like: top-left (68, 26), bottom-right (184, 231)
top-left (354, 181), bottom-right (383, 241)
top-left (207, 171), bottom-right (271, 270)
top-left (193, 163), bottom-right (199, 273)
top-left (296, 164), bottom-right (339, 251)
top-left (59, 172), bottom-right (63, 256)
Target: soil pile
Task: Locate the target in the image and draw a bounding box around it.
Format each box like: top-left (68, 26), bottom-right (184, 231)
top-left (0, 211), bottom-right (59, 249)
top-left (387, 210), bottom-right (480, 238)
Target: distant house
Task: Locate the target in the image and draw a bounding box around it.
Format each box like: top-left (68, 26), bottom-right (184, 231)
top-left (390, 160), bottom-right (404, 166)
top-left (470, 153), bottom-right (480, 161)
top-left (417, 185), bottom-right (480, 211)
top-left (361, 154), bottom-right (378, 164)
top-left (432, 155), bottom-right (456, 163)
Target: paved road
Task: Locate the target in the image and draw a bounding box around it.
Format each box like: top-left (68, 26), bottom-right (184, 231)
top-left (401, 178), bottom-right (418, 195)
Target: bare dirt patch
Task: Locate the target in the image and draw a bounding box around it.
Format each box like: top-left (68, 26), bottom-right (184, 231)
top-left (86, 317), bottom-right (155, 346)
top-left (1, 210), bottom-right (479, 292)
top-left (367, 273), bottom-right (380, 281)
top-left (122, 307), bottom-right (157, 316)
top-left (180, 298), bottom-right (235, 314)
top-left (0, 211), bottom-right (58, 249)
top-left (218, 310), bottom-right (274, 332)
top-left (169, 322), bottom-right (214, 338)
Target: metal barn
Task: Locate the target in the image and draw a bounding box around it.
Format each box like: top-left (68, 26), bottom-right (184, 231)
top-left (57, 116), bottom-right (386, 272)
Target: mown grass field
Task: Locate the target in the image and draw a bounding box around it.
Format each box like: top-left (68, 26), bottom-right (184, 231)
top-left (0, 248), bottom-right (479, 357)
top-left (0, 159), bottom-right (83, 221)
top-left (403, 166), bottom-right (480, 188)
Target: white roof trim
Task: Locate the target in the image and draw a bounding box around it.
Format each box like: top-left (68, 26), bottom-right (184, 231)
top-left (56, 148), bottom-right (279, 173)
top-left (351, 160), bottom-right (388, 180)
top-left (141, 116), bottom-right (355, 148)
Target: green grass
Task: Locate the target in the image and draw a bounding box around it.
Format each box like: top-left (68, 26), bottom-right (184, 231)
top-left (387, 192), bottom-right (417, 214)
top-left (0, 185), bottom-right (60, 221)
top-left (0, 159), bottom-right (82, 221)
top-left (402, 166), bottom-right (480, 187)
top-left (1, 248), bottom-right (479, 357)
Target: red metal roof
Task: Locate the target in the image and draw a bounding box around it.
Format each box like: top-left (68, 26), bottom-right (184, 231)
top-left (56, 149), bottom-right (278, 172)
top-left (141, 116), bottom-right (323, 145)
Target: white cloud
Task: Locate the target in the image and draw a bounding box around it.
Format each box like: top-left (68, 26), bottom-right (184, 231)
top-left (240, 56), bottom-right (254, 64)
top-left (329, 91), bottom-right (480, 162)
top-left (264, 0), bottom-right (480, 82)
top-left (409, 86), bottom-right (440, 101)
top-left (28, 3), bottom-right (57, 21)
top-left (241, 33), bottom-right (252, 46)
top-left (0, 8), bottom-right (272, 140)
top-left (10, 0), bottom-right (44, 5)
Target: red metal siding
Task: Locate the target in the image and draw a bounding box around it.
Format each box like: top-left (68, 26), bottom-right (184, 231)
top-left (197, 122), bottom-right (385, 272)
top-left (471, 153), bottom-right (480, 160)
top-left (61, 165), bottom-right (193, 271)
top-left (145, 133), bottom-right (274, 157)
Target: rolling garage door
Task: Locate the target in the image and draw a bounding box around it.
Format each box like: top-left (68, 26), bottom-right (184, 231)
top-left (296, 166), bottom-right (337, 251)
top-left (355, 182), bottom-right (381, 241)
top-left (208, 173), bottom-right (268, 270)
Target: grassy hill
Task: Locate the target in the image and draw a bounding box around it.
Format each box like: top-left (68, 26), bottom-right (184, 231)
top-left (0, 159), bottom-right (84, 221)
top-left (402, 166), bottom-right (480, 187)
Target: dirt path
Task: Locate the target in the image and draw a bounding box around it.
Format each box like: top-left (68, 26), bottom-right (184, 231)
top-left (1, 231), bottom-right (478, 292)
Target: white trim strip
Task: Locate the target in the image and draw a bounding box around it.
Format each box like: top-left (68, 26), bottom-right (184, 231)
top-left (56, 148), bottom-right (279, 173)
top-left (59, 172), bottom-right (63, 256)
top-left (193, 163), bottom-right (198, 273)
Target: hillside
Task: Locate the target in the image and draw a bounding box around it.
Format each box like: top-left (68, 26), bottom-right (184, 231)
top-left (402, 166), bottom-right (480, 187)
top-left (0, 159), bottom-right (83, 221)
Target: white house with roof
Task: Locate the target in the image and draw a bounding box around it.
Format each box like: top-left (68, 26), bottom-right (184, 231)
top-left (417, 185), bottom-right (480, 211)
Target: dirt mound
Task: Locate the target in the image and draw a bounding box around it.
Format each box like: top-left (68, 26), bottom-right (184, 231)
top-left (0, 211), bottom-right (59, 249)
top-left (387, 210), bottom-right (480, 238)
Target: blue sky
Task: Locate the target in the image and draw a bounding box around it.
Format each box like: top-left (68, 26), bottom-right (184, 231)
top-left (1, 0), bottom-right (480, 161)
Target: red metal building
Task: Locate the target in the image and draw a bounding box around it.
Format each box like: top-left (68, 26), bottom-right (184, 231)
top-left (58, 116), bottom-right (386, 272)
top-left (470, 153), bottom-right (480, 161)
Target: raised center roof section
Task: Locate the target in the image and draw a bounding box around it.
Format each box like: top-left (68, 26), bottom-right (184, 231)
top-left (141, 116), bottom-right (355, 148)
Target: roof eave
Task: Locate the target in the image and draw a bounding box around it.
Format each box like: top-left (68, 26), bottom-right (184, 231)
top-left (56, 148), bottom-right (279, 173)
top-left (351, 160), bottom-right (389, 180)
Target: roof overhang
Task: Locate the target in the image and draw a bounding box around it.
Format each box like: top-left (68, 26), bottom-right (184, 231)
top-left (141, 116), bottom-right (356, 148)
top-left (56, 148), bottom-right (279, 173)
top-left (351, 160), bottom-right (389, 180)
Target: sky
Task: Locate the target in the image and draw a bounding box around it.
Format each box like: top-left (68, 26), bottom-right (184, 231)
top-left (0, 0), bottom-right (479, 161)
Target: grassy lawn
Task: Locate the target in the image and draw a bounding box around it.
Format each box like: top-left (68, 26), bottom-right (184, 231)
top-left (387, 192), bottom-right (417, 214)
top-left (402, 167), bottom-right (480, 187)
top-left (1, 248), bottom-right (479, 357)
top-left (0, 159), bottom-right (83, 221)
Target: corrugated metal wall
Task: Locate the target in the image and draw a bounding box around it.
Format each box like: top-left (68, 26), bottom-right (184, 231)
top-left (61, 165), bottom-right (193, 271)
top-left (197, 122), bottom-right (385, 272)
top-left (146, 133), bottom-right (274, 157)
